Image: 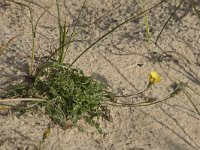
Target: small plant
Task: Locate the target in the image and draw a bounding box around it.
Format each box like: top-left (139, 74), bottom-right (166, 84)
top-left (1, 1), bottom-right (200, 144)
top-left (1, 0), bottom-right (112, 133)
top-left (5, 63), bottom-right (111, 131)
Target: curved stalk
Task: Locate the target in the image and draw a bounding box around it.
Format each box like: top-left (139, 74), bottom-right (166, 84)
top-left (70, 0), bottom-right (166, 67)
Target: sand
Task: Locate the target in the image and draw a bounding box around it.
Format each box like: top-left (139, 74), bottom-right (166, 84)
top-left (0, 0), bottom-right (200, 149)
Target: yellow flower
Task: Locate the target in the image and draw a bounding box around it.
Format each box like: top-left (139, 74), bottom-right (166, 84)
top-left (149, 71), bottom-right (161, 84)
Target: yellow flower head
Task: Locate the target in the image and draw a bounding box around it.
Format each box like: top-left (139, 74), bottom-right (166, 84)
top-left (149, 71), bottom-right (161, 84)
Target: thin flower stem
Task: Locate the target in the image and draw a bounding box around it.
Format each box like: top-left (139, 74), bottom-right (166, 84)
top-left (0, 33), bottom-right (22, 56)
top-left (186, 86), bottom-right (200, 97)
top-left (70, 0), bottom-right (166, 67)
top-left (155, 0), bottom-right (184, 44)
top-left (29, 7), bottom-right (50, 76)
top-left (29, 8), bottom-right (35, 76)
top-left (104, 96), bottom-right (172, 107)
top-left (183, 90), bottom-right (200, 116)
top-left (65, 0), bottom-right (87, 56)
top-left (189, 0), bottom-right (200, 20)
top-left (114, 87), bottom-right (149, 98)
top-left (0, 98), bottom-right (46, 102)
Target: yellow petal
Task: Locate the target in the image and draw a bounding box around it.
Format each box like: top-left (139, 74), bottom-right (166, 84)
top-left (149, 71), bottom-right (161, 84)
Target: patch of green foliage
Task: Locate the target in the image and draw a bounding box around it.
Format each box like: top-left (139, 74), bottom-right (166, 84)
top-left (7, 63), bottom-right (111, 131)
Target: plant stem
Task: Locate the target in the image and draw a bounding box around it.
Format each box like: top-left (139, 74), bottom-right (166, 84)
top-left (190, 0), bottom-right (200, 20)
top-left (139, 0), bottom-right (150, 44)
top-left (183, 90), bottom-right (200, 116)
top-left (0, 98), bottom-right (46, 102)
top-left (29, 8), bottom-right (35, 76)
top-left (155, 0), bottom-right (184, 44)
top-left (104, 96), bottom-right (171, 107)
top-left (114, 86), bottom-right (149, 98)
top-left (69, 0), bottom-right (166, 67)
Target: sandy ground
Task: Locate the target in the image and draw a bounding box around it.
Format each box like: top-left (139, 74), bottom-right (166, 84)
top-left (0, 0), bottom-right (200, 149)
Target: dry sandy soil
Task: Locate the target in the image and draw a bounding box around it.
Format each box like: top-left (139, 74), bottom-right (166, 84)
top-left (0, 0), bottom-right (200, 150)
